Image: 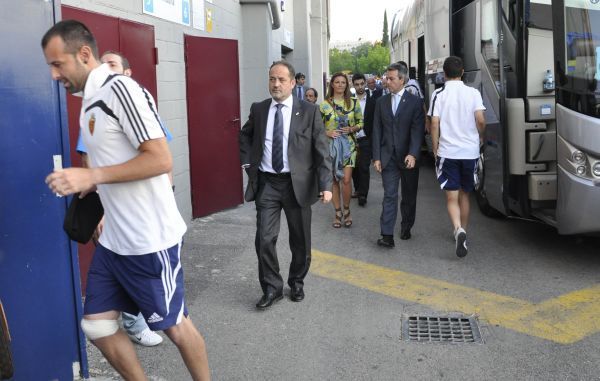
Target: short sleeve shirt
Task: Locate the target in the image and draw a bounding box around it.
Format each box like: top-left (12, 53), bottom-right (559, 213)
top-left (428, 80), bottom-right (485, 159)
top-left (79, 64), bottom-right (187, 255)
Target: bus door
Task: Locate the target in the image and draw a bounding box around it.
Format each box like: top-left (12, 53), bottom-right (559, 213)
top-left (552, 0), bottom-right (600, 234)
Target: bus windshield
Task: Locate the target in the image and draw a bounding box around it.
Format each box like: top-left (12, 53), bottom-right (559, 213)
top-left (563, 0), bottom-right (600, 117)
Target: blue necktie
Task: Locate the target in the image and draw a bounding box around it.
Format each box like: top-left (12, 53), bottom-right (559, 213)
top-left (392, 93), bottom-right (399, 115)
top-left (272, 104), bottom-right (284, 173)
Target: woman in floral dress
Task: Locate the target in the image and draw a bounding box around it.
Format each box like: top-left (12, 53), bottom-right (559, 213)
top-left (320, 72), bottom-right (363, 228)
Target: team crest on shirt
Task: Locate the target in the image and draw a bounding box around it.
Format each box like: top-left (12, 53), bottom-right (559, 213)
top-left (89, 114), bottom-right (96, 135)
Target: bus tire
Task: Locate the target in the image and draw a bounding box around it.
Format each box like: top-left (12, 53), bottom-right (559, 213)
top-left (0, 304), bottom-right (13, 380)
top-left (475, 152), bottom-right (504, 218)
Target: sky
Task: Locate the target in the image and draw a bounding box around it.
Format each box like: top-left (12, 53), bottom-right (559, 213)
top-left (329, 0), bottom-right (407, 43)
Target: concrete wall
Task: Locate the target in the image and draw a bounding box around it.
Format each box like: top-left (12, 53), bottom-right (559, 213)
top-left (61, 0), bottom-right (329, 221)
top-left (310, 0), bottom-right (330, 101)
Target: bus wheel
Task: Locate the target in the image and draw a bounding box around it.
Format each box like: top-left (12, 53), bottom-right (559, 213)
top-left (475, 152), bottom-right (504, 218)
top-left (0, 302), bottom-right (14, 380)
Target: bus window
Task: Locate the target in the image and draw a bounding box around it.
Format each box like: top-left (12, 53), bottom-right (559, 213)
top-left (481, 0), bottom-right (501, 90)
top-left (452, 0), bottom-right (475, 13)
top-left (502, 0), bottom-right (518, 34)
top-left (563, 0), bottom-right (600, 117)
top-left (452, 2), bottom-right (478, 72)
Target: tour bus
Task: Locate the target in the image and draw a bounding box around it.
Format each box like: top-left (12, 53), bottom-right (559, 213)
top-left (390, 0), bottom-right (600, 235)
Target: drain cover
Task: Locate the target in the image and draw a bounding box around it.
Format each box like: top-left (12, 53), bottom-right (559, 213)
top-left (401, 315), bottom-right (483, 344)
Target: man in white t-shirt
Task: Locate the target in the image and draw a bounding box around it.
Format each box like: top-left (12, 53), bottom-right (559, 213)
top-left (77, 50), bottom-right (167, 348)
top-left (428, 56), bottom-right (486, 258)
top-left (42, 20), bottom-right (210, 380)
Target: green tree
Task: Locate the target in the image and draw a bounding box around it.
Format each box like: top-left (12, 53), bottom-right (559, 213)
top-left (351, 42), bottom-right (372, 60)
top-left (329, 42), bottom-right (390, 76)
top-left (382, 10), bottom-right (389, 48)
top-left (359, 44), bottom-right (390, 75)
top-left (329, 48), bottom-right (355, 73)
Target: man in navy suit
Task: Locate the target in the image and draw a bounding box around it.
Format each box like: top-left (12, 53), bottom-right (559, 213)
top-left (372, 63), bottom-right (425, 247)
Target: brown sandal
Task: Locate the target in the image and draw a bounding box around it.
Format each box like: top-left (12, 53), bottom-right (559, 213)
top-left (332, 208), bottom-right (343, 228)
top-left (343, 206), bottom-right (352, 228)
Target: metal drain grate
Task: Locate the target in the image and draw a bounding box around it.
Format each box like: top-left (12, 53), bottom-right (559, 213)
top-left (401, 315), bottom-right (483, 344)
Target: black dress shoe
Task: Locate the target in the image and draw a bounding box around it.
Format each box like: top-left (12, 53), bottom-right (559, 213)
top-left (377, 235), bottom-right (395, 248)
top-left (290, 286), bottom-right (305, 302)
top-left (400, 230), bottom-right (411, 240)
top-left (358, 197), bottom-right (367, 206)
top-left (256, 292), bottom-right (283, 309)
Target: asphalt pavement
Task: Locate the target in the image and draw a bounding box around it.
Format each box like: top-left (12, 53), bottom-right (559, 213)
top-left (87, 160), bottom-right (600, 380)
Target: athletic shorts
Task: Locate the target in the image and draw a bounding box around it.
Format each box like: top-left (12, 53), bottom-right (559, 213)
top-left (84, 241), bottom-right (188, 331)
top-left (435, 157), bottom-right (478, 192)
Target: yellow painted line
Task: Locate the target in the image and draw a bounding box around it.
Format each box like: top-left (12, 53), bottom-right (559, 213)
top-left (311, 249), bottom-right (600, 344)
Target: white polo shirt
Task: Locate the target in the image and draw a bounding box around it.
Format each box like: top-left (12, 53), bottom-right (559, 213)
top-left (79, 64), bottom-right (187, 255)
top-left (428, 80), bottom-right (485, 159)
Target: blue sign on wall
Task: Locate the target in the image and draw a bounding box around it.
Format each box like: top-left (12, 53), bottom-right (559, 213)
top-left (144, 0), bottom-right (154, 13)
top-left (142, 0), bottom-right (191, 26)
top-left (182, 0), bottom-right (190, 25)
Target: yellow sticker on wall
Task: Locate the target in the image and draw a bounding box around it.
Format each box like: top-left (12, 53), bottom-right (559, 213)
top-left (206, 8), bottom-right (213, 33)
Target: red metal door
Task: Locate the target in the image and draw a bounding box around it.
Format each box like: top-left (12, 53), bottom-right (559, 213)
top-left (61, 6), bottom-right (157, 292)
top-left (119, 19), bottom-right (157, 99)
top-left (185, 36), bottom-right (243, 217)
top-left (61, 6), bottom-right (119, 170)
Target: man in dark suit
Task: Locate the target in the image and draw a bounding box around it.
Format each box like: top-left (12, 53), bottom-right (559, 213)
top-left (372, 63), bottom-right (425, 247)
top-left (367, 76), bottom-right (383, 99)
top-left (351, 73), bottom-right (377, 206)
top-left (294, 72), bottom-right (308, 100)
top-left (239, 61), bottom-right (333, 309)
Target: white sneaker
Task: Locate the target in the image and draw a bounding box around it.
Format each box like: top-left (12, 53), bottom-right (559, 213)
top-left (454, 227), bottom-right (468, 258)
top-left (128, 328), bottom-right (163, 347)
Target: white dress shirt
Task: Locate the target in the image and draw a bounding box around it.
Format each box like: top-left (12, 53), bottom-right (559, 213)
top-left (391, 88), bottom-right (406, 114)
top-left (356, 95), bottom-right (367, 139)
top-left (260, 95), bottom-right (294, 173)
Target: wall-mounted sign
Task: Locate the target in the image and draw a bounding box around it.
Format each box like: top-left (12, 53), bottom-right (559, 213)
top-left (143, 0), bottom-right (191, 26)
top-left (192, 0), bottom-right (205, 30)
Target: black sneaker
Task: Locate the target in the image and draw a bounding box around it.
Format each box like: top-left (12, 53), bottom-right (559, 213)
top-left (455, 228), bottom-right (467, 258)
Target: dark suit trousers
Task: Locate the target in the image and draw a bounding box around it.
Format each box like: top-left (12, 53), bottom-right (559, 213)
top-left (380, 154), bottom-right (420, 236)
top-left (352, 137), bottom-right (372, 198)
top-left (255, 172), bottom-right (312, 294)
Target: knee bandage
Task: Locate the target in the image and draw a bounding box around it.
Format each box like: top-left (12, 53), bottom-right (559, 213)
top-left (81, 319), bottom-right (119, 340)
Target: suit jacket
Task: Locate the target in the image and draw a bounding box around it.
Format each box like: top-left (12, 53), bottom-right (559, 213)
top-left (293, 86), bottom-right (309, 100)
top-left (239, 97), bottom-right (332, 207)
top-left (371, 91), bottom-right (425, 169)
top-left (368, 88), bottom-right (383, 100)
top-left (362, 92), bottom-right (377, 138)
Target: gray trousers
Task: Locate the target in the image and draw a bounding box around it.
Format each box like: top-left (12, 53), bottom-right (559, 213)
top-left (254, 172), bottom-right (312, 294)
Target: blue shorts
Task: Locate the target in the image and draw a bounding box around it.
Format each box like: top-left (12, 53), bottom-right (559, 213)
top-left (435, 157), bottom-right (478, 192)
top-left (84, 241), bottom-right (188, 331)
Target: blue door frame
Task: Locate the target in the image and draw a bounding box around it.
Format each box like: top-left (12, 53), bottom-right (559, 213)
top-left (0, 1), bottom-right (88, 379)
